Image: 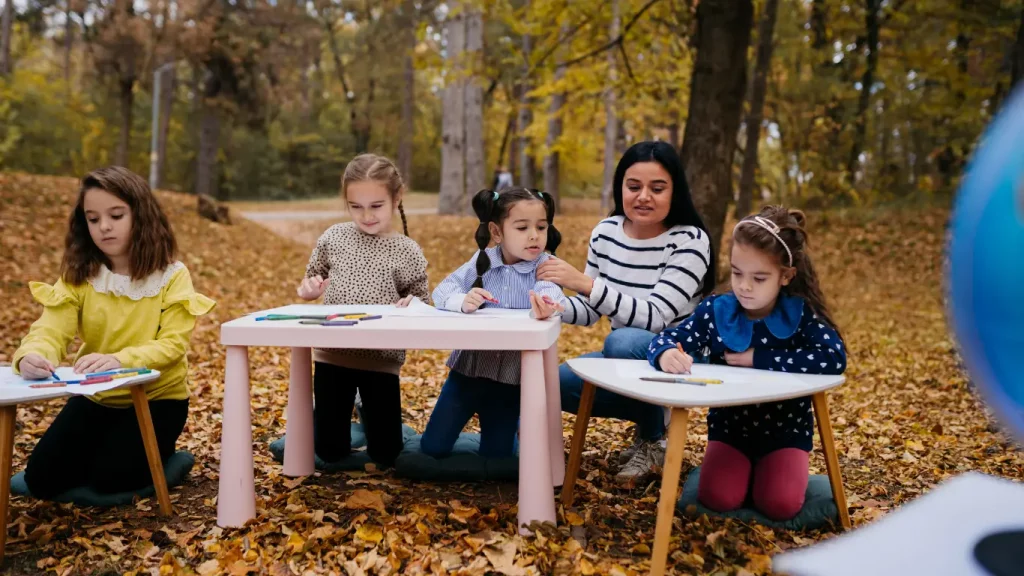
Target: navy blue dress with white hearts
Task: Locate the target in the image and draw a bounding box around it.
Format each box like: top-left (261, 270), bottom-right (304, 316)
top-left (647, 293), bottom-right (847, 456)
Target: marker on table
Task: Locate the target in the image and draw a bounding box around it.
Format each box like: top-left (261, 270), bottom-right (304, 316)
top-left (640, 376), bottom-right (707, 387)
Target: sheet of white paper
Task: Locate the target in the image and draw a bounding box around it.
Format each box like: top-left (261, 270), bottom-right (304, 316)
top-left (249, 298), bottom-right (536, 320)
top-left (0, 367), bottom-right (156, 397)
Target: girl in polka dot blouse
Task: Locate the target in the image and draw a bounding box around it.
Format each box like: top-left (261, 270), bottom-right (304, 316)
top-left (647, 206), bottom-right (847, 521)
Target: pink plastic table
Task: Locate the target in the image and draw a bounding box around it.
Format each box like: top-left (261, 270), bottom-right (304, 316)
top-left (216, 304), bottom-right (564, 532)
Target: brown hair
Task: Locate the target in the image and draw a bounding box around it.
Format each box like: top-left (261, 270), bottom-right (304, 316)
top-left (731, 205), bottom-right (842, 340)
top-left (470, 187), bottom-right (561, 289)
top-left (61, 166), bottom-right (177, 285)
top-left (341, 154), bottom-right (409, 236)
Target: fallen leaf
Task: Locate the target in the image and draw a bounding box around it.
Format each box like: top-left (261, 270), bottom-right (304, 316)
top-left (345, 489), bottom-right (387, 514)
top-left (355, 524), bottom-right (383, 544)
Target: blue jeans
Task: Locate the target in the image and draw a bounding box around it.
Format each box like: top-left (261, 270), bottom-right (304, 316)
top-left (421, 370), bottom-right (520, 458)
top-left (559, 327), bottom-right (666, 441)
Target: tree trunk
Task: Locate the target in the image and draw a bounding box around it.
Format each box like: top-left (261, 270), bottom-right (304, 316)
top-left (397, 0), bottom-right (416, 188)
top-left (116, 76), bottom-right (134, 166)
top-left (463, 6), bottom-right (485, 209)
top-left (195, 99), bottom-right (221, 199)
top-left (438, 4), bottom-right (466, 214)
top-left (1011, 6), bottom-right (1024, 90)
top-left (846, 0), bottom-right (879, 179)
top-left (64, 3), bottom-right (73, 85)
top-left (517, 34), bottom-right (536, 189)
top-left (543, 43), bottom-right (565, 208)
top-left (601, 0), bottom-right (620, 212)
top-left (679, 0), bottom-right (753, 258)
top-left (735, 0), bottom-right (779, 219)
top-left (155, 66), bottom-right (176, 190)
top-left (1, 0), bottom-right (14, 77)
top-left (507, 109), bottom-right (518, 183)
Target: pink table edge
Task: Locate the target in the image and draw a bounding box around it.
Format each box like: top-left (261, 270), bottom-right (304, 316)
top-left (216, 311), bottom-right (563, 533)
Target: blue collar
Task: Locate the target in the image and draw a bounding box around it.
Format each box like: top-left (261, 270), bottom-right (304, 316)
top-left (713, 293), bottom-right (805, 352)
top-left (482, 245), bottom-right (545, 274)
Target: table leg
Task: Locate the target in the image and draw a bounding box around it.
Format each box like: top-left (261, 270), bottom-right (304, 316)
top-left (0, 406), bottom-right (15, 565)
top-left (217, 346), bottom-right (256, 527)
top-left (542, 343), bottom-right (564, 487)
top-left (560, 380), bottom-right (595, 508)
top-left (284, 347), bottom-right (315, 477)
top-left (813, 391), bottom-right (852, 530)
top-left (518, 350), bottom-right (555, 534)
top-left (650, 408), bottom-right (689, 576)
top-left (130, 387), bottom-right (172, 516)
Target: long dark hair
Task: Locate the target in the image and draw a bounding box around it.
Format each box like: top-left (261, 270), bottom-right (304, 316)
top-left (470, 187), bottom-right (561, 289)
top-left (62, 166), bottom-right (177, 285)
top-left (732, 205), bottom-right (843, 341)
top-left (610, 141), bottom-right (716, 297)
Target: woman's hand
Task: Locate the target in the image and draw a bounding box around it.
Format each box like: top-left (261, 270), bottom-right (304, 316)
top-left (658, 348), bottom-right (693, 374)
top-left (18, 353), bottom-right (55, 380)
top-left (394, 295), bottom-right (415, 307)
top-left (529, 291), bottom-right (563, 320)
top-left (724, 349), bottom-right (754, 368)
top-left (297, 275), bottom-right (330, 301)
top-left (537, 257), bottom-right (594, 296)
top-left (461, 288), bottom-right (496, 313)
top-left (74, 353), bottom-right (121, 374)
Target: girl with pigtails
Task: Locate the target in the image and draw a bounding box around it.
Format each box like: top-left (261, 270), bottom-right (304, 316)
top-left (420, 187), bottom-right (566, 459)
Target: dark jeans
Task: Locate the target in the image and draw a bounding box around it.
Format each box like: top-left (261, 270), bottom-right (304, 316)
top-left (314, 362), bottom-right (404, 467)
top-left (24, 396), bottom-right (188, 498)
top-left (420, 370), bottom-right (520, 458)
top-left (559, 327), bottom-right (667, 441)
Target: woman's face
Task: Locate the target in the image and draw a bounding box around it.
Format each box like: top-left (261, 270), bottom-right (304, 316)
top-left (621, 161), bottom-right (673, 229)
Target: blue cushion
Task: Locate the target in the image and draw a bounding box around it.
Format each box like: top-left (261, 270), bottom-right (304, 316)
top-left (393, 433), bottom-right (519, 482)
top-left (10, 450), bottom-right (194, 507)
top-left (269, 422), bottom-right (417, 472)
top-left (677, 465), bottom-right (840, 530)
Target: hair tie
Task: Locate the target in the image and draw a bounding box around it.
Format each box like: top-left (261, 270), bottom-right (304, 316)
top-left (492, 191), bottom-right (499, 200)
top-left (734, 216), bottom-right (793, 266)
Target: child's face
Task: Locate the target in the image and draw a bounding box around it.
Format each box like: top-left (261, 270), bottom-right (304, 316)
top-left (84, 187), bottom-right (133, 261)
top-left (730, 242), bottom-right (794, 317)
top-left (622, 161), bottom-right (672, 230)
top-left (346, 181), bottom-right (396, 235)
top-left (491, 199), bottom-right (549, 264)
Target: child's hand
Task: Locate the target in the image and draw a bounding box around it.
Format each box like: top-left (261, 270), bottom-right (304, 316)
top-left (461, 288), bottom-right (496, 313)
top-left (74, 353), bottom-right (121, 374)
top-left (18, 353), bottom-right (55, 380)
top-left (297, 275), bottom-right (330, 301)
top-left (394, 295), bottom-right (415, 307)
top-left (724, 349), bottom-right (754, 368)
top-left (529, 291), bottom-right (563, 320)
top-left (658, 348), bottom-right (693, 374)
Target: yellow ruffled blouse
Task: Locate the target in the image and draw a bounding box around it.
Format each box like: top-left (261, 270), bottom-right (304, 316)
top-left (12, 262), bottom-right (215, 408)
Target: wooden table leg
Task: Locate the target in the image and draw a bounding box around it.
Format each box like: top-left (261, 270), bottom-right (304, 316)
top-left (283, 347), bottom-right (314, 477)
top-left (560, 380), bottom-right (595, 508)
top-left (650, 408), bottom-right (689, 576)
top-left (812, 391), bottom-right (851, 530)
top-left (130, 387), bottom-right (172, 516)
top-left (217, 345), bottom-right (256, 527)
top-left (0, 406), bottom-right (16, 565)
top-left (518, 350), bottom-right (555, 534)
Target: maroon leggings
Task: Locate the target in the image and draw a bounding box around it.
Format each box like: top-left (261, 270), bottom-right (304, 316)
top-left (697, 441), bottom-right (809, 520)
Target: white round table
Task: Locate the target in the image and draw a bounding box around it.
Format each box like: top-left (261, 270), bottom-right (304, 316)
top-left (562, 358), bottom-right (848, 576)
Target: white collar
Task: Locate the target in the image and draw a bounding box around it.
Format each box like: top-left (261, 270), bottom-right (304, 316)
top-left (88, 261), bottom-right (184, 300)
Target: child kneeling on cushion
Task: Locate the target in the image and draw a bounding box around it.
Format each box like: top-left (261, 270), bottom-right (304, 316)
top-left (647, 206), bottom-right (846, 520)
top-left (13, 167), bottom-right (215, 498)
top-left (421, 188), bottom-right (565, 458)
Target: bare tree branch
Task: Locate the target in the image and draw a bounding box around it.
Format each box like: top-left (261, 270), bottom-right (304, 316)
top-left (556, 0), bottom-right (661, 69)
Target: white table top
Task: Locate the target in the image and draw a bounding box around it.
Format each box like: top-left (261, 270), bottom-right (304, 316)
top-left (0, 367), bottom-right (161, 406)
top-left (565, 359), bottom-right (844, 408)
top-left (773, 472), bottom-right (1024, 576)
top-left (220, 303), bottom-right (561, 351)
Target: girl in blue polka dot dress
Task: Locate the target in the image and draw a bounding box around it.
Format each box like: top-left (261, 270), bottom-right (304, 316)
top-left (647, 206), bottom-right (847, 520)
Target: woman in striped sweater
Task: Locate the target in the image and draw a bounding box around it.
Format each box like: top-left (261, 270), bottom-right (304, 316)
top-left (537, 141), bottom-right (716, 484)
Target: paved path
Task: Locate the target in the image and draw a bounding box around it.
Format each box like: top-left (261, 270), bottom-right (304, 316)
top-left (241, 207), bottom-right (436, 222)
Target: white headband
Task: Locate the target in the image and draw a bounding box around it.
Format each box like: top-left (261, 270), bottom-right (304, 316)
top-left (734, 216), bottom-right (793, 266)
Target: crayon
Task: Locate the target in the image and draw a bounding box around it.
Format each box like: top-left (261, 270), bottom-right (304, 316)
top-left (30, 382), bottom-right (67, 389)
top-left (639, 376), bottom-right (706, 387)
top-left (321, 320), bottom-right (358, 326)
top-left (357, 315), bottom-right (382, 321)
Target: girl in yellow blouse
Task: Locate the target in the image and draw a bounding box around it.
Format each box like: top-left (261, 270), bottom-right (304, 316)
top-left (12, 166), bottom-right (215, 499)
